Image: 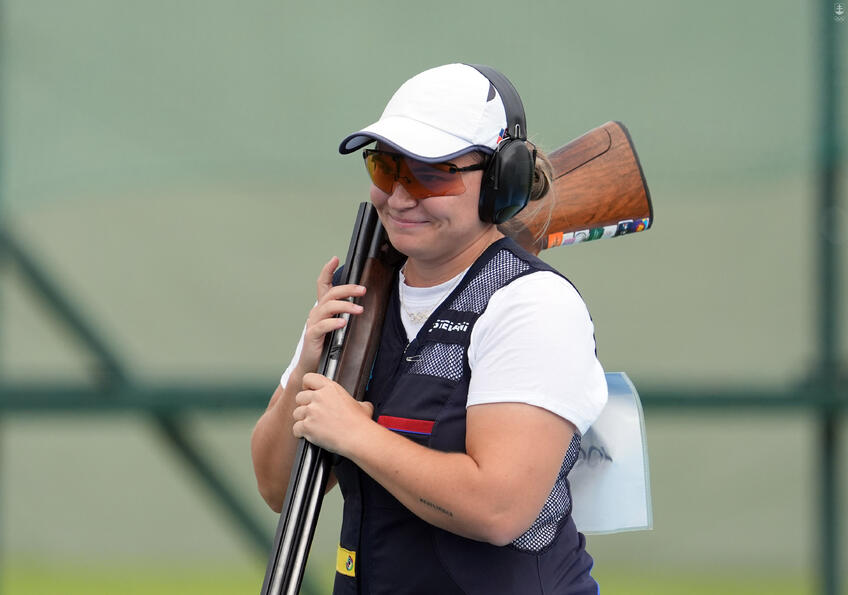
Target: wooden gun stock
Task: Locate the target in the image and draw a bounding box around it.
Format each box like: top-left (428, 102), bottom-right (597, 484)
top-left (501, 121), bottom-right (652, 254)
top-left (261, 121), bottom-right (653, 594)
top-left (335, 229), bottom-right (403, 400)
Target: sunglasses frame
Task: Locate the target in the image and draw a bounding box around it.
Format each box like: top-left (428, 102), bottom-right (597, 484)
top-left (362, 149), bottom-right (487, 199)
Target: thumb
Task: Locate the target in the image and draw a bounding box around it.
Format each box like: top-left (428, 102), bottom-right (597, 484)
top-left (302, 372), bottom-right (329, 390)
top-left (359, 401), bottom-right (375, 418)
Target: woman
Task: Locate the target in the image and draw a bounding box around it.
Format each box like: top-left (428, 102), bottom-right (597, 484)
top-left (251, 63), bottom-right (607, 594)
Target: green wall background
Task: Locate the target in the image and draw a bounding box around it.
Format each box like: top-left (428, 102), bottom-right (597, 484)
top-left (1, 0), bottom-right (846, 592)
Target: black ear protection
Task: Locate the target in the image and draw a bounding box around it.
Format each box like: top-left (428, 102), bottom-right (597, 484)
top-left (466, 64), bottom-right (536, 224)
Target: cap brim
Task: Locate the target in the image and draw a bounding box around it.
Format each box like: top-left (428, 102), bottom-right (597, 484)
top-left (338, 116), bottom-right (493, 163)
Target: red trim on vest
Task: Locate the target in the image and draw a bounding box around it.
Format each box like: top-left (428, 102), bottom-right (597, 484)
top-left (377, 415), bottom-right (434, 435)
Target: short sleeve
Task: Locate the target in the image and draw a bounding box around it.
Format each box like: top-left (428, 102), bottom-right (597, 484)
top-left (466, 271), bottom-right (607, 435)
top-left (280, 323), bottom-right (307, 389)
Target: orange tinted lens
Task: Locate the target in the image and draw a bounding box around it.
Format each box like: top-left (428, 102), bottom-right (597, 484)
top-left (364, 151), bottom-right (397, 194)
top-left (403, 159), bottom-right (466, 198)
top-left (364, 151), bottom-right (466, 199)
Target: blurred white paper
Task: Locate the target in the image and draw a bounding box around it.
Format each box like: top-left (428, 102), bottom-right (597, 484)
top-left (570, 372), bottom-right (653, 534)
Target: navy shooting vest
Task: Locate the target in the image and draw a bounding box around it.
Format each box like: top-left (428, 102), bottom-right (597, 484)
top-left (333, 237), bottom-right (599, 595)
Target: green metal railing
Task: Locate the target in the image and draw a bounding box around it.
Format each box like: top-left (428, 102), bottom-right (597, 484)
top-left (0, 1), bottom-right (843, 594)
top-left (814, 3), bottom-right (843, 593)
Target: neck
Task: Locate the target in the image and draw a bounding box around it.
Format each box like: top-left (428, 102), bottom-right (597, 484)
top-left (402, 227), bottom-right (504, 287)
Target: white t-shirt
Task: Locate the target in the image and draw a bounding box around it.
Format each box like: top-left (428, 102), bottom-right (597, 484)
top-left (280, 269), bottom-right (607, 435)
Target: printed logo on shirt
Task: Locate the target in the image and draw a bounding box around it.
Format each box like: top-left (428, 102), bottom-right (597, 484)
top-left (428, 319), bottom-right (470, 334)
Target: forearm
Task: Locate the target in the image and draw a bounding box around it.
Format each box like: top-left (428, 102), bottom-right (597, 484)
top-left (250, 368), bottom-right (306, 512)
top-left (253, 259), bottom-right (366, 510)
top-left (343, 421), bottom-right (530, 546)
top-left (292, 378), bottom-right (570, 546)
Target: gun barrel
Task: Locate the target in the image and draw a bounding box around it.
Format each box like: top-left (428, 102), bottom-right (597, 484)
top-left (260, 203), bottom-right (397, 595)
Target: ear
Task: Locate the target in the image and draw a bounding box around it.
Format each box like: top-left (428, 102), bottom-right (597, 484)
top-left (479, 139), bottom-right (534, 224)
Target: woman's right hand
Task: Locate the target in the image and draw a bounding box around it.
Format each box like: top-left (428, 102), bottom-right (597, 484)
top-left (296, 256), bottom-right (367, 375)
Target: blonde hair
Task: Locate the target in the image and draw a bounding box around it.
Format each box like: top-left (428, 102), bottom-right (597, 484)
top-left (494, 144), bottom-right (556, 245)
top-left (529, 145), bottom-right (554, 203)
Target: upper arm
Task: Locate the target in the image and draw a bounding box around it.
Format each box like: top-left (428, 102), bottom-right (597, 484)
top-left (465, 402), bottom-right (575, 543)
top-left (459, 272), bottom-right (605, 542)
top-left (266, 382), bottom-right (285, 412)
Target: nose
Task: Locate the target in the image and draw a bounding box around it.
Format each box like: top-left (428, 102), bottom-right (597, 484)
top-left (386, 180), bottom-right (418, 209)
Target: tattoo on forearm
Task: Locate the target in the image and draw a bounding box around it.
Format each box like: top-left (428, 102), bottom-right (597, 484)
top-left (419, 497), bottom-right (453, 518)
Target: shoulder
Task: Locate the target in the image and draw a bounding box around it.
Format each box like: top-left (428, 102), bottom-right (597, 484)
top-left (488, 269), bottom-right (584, 312)
top-left (463, 238), bottom-right (584, 315)
top-left (467, 269), bottom-right (606, 434)
top-left (475, 268), bottom-right (590, 332)
top-left (470, 269), bottom-right (594, 353)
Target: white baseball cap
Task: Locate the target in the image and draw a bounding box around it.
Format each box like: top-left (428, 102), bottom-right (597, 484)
top-left (338, 63), bottom-right (508, 163)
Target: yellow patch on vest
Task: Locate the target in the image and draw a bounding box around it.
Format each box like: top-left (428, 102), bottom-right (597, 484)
top-left (336, 545), bottom-right (356, 577)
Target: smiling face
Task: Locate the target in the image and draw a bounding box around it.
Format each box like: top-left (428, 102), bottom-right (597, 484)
top-left (368, 150), bottom-right (502, 285)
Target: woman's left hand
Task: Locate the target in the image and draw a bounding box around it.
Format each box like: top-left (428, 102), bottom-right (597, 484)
top-left (292, 373), bottom-right (375, 456)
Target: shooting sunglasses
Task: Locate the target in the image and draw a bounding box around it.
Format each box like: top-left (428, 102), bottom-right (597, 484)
top-left (362, 149), bottom-right (487, 200)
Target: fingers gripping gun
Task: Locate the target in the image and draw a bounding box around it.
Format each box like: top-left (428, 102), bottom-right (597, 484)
top-left (260, 204), bottom-right (401, 595)
top-left (260, 121), bottom-right (652, 595)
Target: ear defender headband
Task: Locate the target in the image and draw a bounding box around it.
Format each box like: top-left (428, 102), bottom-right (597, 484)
top-left (466, 64), bottom-right (536, 224)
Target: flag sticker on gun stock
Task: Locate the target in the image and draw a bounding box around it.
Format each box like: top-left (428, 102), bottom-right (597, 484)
top-left (544, 218), bottom-right (652, 249)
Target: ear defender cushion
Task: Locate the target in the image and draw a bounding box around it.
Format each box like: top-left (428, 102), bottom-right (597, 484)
top-left (479, 139), bottom-right (535, 224)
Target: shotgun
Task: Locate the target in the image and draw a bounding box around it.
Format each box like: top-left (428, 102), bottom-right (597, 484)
top-left (260, 120), bottom-right (652, 595)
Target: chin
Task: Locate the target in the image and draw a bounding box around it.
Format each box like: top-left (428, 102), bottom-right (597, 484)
top-left (382, 220), bottom-right (427, 248)
top-left (385, 234), bottom-right (424, 259)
